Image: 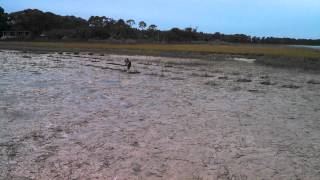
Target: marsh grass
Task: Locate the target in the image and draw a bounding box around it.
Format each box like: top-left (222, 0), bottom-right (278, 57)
top-left (255, 57), bottom-right (320, 71)
top-left (3, 42), bottom-right (320, 58)
top-left (2, 41), bottom-right (320, 71)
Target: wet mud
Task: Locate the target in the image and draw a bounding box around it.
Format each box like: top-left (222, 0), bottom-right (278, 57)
top-left (1, 51), bottom-right (320, 179)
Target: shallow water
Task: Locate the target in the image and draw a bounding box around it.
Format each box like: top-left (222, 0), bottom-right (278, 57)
top-left (289, 45), bottom-right (320, 50)
top-left (232, 57), bottom-right (256, 63)
top-left (1, 50), bottom-right (320, 179)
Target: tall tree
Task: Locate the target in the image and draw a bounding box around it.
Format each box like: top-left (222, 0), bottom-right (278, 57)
top-left (88, 16), bottom-right (107, 27)
top-left (148, 24), bottom-right (157, 31)
top-left (0, 6), bottom-right (8, 31)
top-left (1, 7), bottom-right (319, 45)
top-left (116, 19), bottom-right (126, 27)
top-left (138, 21), bottom-right (147, 30)
top-left (126, 19), bottom-right (135, 27)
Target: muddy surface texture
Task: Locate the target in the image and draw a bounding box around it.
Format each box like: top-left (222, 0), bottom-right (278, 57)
top-left (1, 50), bottom-right (320, 180)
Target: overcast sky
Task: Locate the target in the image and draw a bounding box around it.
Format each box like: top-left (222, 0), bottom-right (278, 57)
top-left (1, 0), bottom-right (319, 39)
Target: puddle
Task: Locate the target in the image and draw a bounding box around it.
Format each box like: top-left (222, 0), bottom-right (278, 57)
top-left (232, 57), bottom-right (256, 63)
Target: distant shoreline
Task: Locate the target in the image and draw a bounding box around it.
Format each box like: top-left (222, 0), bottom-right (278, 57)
top-left (288, 45), bottom-right (320, 50)
top-left (1, 41), bottom-right (320, 72)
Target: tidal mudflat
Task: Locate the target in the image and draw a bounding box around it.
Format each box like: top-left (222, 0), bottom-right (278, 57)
top-left (1, 50), bottom-right (320, 179)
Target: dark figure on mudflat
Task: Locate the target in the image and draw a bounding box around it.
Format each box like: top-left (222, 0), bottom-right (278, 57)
top-left (124, 58), bottom-right (131, 71)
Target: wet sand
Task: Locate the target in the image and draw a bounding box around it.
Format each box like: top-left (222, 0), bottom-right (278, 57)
top-left (1, 50), bottom-right (320, 179)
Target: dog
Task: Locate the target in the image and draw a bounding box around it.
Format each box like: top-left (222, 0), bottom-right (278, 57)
top-left (124, 58), bottom-right (131, 72)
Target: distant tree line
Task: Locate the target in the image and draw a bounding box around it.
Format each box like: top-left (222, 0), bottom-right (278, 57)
top-left (0, 7), bottom-right (319, 45)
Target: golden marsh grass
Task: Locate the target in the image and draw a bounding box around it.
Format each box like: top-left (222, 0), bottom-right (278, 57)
top-left (2, 41), bottom-right (320, 58)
